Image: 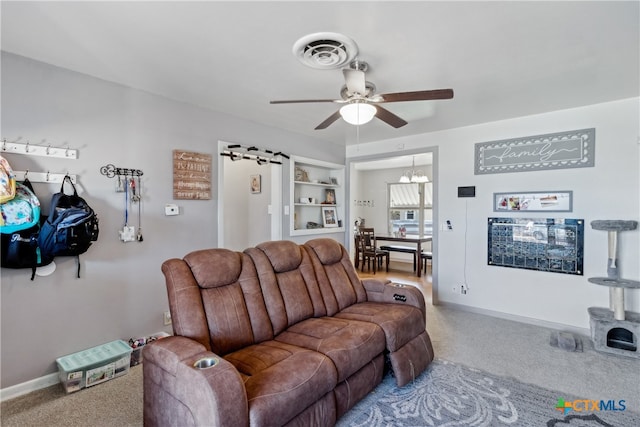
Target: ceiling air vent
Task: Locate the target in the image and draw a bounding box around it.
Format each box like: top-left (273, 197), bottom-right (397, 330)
top-left (292, 32), bottom-right (358, 70)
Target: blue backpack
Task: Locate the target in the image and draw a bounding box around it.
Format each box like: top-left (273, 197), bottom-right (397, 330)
top-left (37, 176), bottom-right (99, 277)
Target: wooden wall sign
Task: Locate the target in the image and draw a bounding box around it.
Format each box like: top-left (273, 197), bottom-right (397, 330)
top-left (173, 150), bottom-right (212, 200)
top-left (475, 128), bottom-right (595, 175)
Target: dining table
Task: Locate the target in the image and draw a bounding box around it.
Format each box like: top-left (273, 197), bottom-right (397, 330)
top-left (374, 234), bottom-right (433, 277)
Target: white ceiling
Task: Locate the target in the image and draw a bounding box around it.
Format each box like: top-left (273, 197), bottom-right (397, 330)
top-left (1, 1), bottom-right (638, 146)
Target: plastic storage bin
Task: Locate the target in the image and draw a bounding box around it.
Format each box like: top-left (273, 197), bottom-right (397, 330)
top-left (129, 332), bottom-right (170, 366)
top-left (56, 339), bottom-right (132, 393)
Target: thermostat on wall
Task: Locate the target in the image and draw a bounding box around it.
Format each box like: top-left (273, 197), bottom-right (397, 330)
top-left (458, 186), bottom-right (476, 198)
top-left (165, 204), bottom-right (179, 216)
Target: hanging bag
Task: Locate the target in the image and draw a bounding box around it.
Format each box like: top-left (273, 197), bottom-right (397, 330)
top-left (38, 176), bottom-right (99, 277)
top-left (1, 178), bottom-right (48, 279)
top-left (0, 155), bottom-right (17, 209)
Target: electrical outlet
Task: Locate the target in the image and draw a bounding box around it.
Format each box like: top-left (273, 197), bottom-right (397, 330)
top-left (460, 284), bottom-right (468, 295)
top-left (163, 310), bottom-right (172, 326)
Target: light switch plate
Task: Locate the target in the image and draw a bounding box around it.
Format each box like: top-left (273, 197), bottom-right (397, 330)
top-left (165, 204), bottom-right (179, 216)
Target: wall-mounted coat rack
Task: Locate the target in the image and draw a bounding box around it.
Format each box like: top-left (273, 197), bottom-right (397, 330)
top-left (2, 139), bottom-right (78, 160)
top-left (13, 170), bottom-right (77, 184)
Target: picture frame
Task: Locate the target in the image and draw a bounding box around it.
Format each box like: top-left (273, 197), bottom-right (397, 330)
top-left (321, 206), bottom-right (338, 228)
top-left (250, 174), bottom-right (261, 194)
top-left (324, 188), bottom-right (336, 205)
top-left (493, 191), bottom-right (573, 212)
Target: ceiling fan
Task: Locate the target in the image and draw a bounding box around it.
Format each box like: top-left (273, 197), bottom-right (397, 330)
top-left (270, 61), bottom-right (454, 130)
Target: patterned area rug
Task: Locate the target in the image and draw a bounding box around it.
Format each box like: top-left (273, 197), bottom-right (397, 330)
top-left (338, 360), bottom-right (639, 427)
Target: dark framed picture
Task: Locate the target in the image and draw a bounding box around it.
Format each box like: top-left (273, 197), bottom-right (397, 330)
top-left (250, 174), bottom-right (261, 194)
top-left (322, 206), bottom-right (338, 227)
top-left (325, 189), bottom-right (336, 204)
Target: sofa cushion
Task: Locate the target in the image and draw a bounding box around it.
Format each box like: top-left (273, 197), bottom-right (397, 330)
top-left (163, 249), bottom-right (274, 356)
top-left (256, 240), bottom-right (303, 273)
top-left (305, 237), bottom-right (343, 265)
top-left (184, 248), bottom-right (242, 289)
top-left (304, 239), bottom-right (368, 316)
top-left (275, 316), bottom-right (385, 382)
top-left (335, 302), bottom-right (426, 352)
top-left (388, 330), bottom-right (435, 386)
top-left (245, 243), bottom-right (327, 335)
top-left (225, 340), bottom-right (337, 427)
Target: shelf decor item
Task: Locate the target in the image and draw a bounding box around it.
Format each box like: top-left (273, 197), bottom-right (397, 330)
top-left (324, 189), bottom-right (336, 204)
top-left (294, 166), bottom-right (309, 182)
top-left (322, 206), bottom-right (339, 228)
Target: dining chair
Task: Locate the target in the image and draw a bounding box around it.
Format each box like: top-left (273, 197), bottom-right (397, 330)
top-left (354, 234), bottom-right (362, 269)
top-left (359, 228), bottom-right (389, 273)
top-left (421, 251), bottom-right (433, 275)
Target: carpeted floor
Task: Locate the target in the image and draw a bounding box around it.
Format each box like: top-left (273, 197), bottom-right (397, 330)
top-left (338, 359), bottom-right (640, 427)
top-left (1, 365), bottom-right (143, 427)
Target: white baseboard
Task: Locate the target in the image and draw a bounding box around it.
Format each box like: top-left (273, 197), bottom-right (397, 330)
top-left (0, 372), bottom-right (59, 402)
top-left (437, 301), bottom-right (591, 337)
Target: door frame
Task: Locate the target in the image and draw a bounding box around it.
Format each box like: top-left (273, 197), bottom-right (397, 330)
top-left (217, 140), bottom-right (282, 248)
top-left (346, 146), bottom-right (439, 304)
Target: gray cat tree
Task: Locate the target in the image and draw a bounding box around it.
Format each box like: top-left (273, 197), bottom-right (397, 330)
top-left (588, 220), bottom-right (640, 358)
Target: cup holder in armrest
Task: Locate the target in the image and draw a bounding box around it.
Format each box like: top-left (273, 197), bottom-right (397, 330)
top-left (193, 357), bottom-right (219, 369)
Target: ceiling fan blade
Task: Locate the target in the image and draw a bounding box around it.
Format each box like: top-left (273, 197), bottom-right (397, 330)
top-left (315, 110), bottom-right (342, 130)
top-left (343, 69), bottom-right (367, 96)
top-left (374, 106), bottom-right (408, 128)
top-left (379, 89), bottom-right (454, 103)
top-left (270, 99), bottom-right (337, 104)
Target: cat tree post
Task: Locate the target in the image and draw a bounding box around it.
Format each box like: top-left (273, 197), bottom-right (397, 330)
top-left (590, 220), bottom-right (638, 320)
top-left (588, 220), bottom-right (640, 358)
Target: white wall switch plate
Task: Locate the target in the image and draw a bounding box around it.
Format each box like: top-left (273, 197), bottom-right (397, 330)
top-left (165, 204), bottom-right (179, 216)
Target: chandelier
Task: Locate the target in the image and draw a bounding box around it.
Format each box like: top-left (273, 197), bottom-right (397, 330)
top-left (399, 156), bottom-right (429, 183)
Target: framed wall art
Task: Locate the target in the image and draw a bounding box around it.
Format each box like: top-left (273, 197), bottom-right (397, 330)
top-left (475, 128), bottom-right (595, 175)
top-left (494, 191), bottom-right (572, 212)
top-left (173, 150), bottom-right (212, 200)
top-left (250, 174), bottom-right (261, 194)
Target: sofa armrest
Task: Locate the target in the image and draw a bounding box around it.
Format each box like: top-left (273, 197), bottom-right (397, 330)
top-left (143, 336), bottom-right (248, 427)
top-left (362, 279), bottom-right (426, 319)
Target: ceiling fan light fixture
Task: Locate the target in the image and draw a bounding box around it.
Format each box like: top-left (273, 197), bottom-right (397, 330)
top-left (339, 102), bottom-right (376, 125)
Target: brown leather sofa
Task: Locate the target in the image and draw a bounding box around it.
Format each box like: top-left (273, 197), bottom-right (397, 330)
top-left (143, 238), bottom-right (434, 426)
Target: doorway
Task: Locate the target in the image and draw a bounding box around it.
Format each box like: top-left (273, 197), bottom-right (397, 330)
top-left (217, 141), bottom-right (282, 250)
top-left (347, 148), bottom-right (438, 303)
